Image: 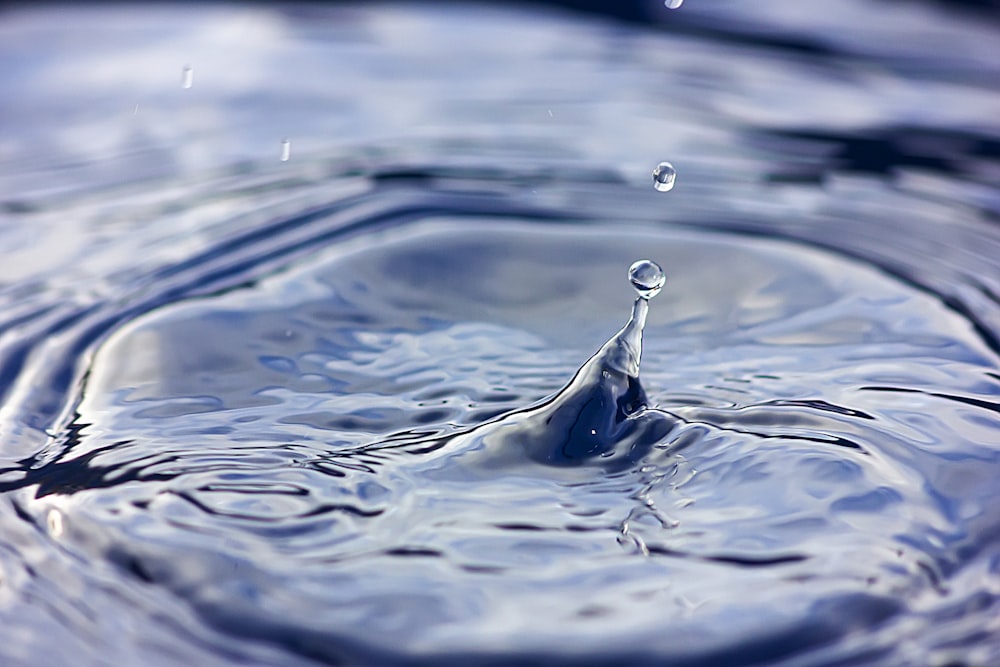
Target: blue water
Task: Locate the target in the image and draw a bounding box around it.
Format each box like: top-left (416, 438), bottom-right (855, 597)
top-left (1, 2), bottom-right (999, 666)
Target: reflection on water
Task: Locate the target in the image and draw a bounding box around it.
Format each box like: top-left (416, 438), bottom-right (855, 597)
top-left (1, 2), bottom-right (999, 666)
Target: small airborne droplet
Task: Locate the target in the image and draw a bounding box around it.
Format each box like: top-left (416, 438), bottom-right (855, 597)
top-left (652, 161), bottom-right (676, 192)
top-left (182, 65), bottom-right (194, 89)
top-left (665, 0), bottom-right (684, 8)
top-left (629, 260), bottom-right (666, 299)
top-left (47, 508), bottom-right (64, 538)
top-left (280, 138), bottom-right (291, 162)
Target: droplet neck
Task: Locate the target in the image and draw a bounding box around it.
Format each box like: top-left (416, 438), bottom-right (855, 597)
top-left (623, 295), bottom-right (650, 371)
top-left (593, 259), bottom-right (663, 379)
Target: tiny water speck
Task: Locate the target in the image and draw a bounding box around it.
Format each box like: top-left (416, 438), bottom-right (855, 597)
top-left (281, 139), bottom-right (291, 162)
top-left (665, 0), bottom-right (684, 8)
top-left (628, 259), bottom-right (666, 299)
top-left (182, 65), bottom-right (194, 89)
top-left (47, 508), bottom-right (64, 538)
top-left (652, 161), bottom-right (677, 192)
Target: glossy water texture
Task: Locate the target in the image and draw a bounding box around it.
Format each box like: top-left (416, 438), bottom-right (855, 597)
top-left (1, 3), bottom-right (999, 666)
top-left (652, 161), bottom-right (677, 192)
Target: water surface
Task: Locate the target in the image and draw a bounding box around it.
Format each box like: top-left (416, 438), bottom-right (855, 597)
top-left (1, 2), bottom-right (998, 665)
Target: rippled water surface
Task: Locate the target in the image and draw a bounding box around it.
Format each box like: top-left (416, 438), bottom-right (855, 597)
top-left (1, 2), bottom-right (999, 666)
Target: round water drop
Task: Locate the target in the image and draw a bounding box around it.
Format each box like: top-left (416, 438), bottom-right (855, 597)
top-left (181, 65), bottom-right (194, 89)
top-left (629, 260), bottom-right (665, 299)
top-left (652, 161), bottom-right (677, 192)
top-left (665, 0), bottom-right (684, 9)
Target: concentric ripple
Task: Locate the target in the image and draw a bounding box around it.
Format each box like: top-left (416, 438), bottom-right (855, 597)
top-left (2, 219), bottom-right (995, 665)
top-left (1, 1), bottom-right (999, 666)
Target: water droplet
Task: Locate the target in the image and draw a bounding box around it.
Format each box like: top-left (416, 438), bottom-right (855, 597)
top-left (47, 508), bottom-right (64, 538)
top-left (181, 65), bottom-right (194, 89)
top-left (628, 260), bottom-right (665, 299)
top-left (652, 161), bottom-right (676, 192)
top-left (665, 0), bottom-right (684, 8)
top-left (280, 138), bottom-right (291, 162)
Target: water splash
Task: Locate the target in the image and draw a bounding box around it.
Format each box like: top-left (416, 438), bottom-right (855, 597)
top-left (1, 3), bottom-right (997, 663)
top-left (652, 161), bottom-right (676, 191)
top-left (350, 260), bottom-right (674, 472)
